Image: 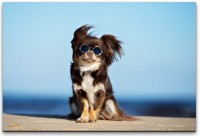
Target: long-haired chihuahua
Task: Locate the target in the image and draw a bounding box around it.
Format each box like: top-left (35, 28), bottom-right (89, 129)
top-left (68, 25), bottom-right (136, 123)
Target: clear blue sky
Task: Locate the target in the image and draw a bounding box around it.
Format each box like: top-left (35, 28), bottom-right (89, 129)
top-left (3, 2), bottom-right (196, 101)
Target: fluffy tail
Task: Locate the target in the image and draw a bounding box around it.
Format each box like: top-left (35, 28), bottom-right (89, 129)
top-left (98, 110), bottom-right (139, 121)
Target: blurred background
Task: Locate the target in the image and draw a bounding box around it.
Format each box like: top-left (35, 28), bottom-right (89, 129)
top-left (3, 2), bottom-right (196, 117)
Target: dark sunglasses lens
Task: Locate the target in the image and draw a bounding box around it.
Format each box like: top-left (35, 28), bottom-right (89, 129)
top-left (80, 45), bottom-right (89, 53)
top-left (93, 47), bottom-right (102, 55)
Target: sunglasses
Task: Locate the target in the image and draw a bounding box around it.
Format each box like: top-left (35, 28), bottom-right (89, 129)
top-left (79, 44), bottom-right (103, 55)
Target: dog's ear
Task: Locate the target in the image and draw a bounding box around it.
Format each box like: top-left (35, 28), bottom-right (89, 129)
top-left (101, 34), bottom-right (123, 65)
top-left (71, 25), bottom-right (93, 48)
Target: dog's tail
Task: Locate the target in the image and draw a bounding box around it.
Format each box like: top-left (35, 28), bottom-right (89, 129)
top-left (98, 109), bottom-right (140, 121)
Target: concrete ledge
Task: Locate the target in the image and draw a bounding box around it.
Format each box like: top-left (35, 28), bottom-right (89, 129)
top-left (2, 113), bottom-right (196, 131)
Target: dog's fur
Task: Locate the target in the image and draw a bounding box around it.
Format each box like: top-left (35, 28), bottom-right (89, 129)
top-left (68, 25), bottom-right (135, 123)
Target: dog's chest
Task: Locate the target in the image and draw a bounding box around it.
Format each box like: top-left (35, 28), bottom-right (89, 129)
top-left (81, 73), bottom-right (96, 105)
top-left (73, 73), bottom-right (105, 105)
top-left (81, 73), bottom-right (94, 90)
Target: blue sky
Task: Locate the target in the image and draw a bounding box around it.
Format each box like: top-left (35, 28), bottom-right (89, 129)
top-left (3, 2), bottom-right (196, 101)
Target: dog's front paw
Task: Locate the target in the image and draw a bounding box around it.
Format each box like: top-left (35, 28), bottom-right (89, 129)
top-left (76, 116), bottom-right (89, 123)
top-left (89, 118), bottom-right (97, 123)
top-left (89, 114), bottom-right (97, 123)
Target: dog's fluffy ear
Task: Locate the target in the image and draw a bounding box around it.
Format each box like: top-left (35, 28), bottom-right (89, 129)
top-left (71, 25), bottom-right (93, 48)
top-left (101, 34), bottom-right (123, 65)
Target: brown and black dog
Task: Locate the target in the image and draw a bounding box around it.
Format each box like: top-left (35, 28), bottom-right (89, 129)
top-left (69, 25), bottom-right (135, 123)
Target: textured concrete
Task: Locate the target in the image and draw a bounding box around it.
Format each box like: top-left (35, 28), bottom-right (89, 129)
top-left (2, 113), bottom-right (196, 131)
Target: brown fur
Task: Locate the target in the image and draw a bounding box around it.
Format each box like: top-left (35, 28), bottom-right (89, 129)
top-left (69, 25), bottom-right (137, 122)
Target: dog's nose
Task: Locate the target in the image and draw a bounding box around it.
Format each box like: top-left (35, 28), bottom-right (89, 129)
top-left (87, 51), bottom-right (93, 57)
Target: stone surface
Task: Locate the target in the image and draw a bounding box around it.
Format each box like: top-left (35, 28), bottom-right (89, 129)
top-left (2, 113), bottom-right (196, 131)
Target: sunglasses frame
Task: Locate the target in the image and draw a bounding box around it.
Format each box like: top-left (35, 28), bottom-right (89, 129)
top-left (79, 44), bottom-right (103, 56)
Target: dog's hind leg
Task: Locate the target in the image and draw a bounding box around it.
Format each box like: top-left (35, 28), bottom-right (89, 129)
top-left (99, 98), bottom-right (136, 121)
top-left (68, 97), bottom-right (80, 118)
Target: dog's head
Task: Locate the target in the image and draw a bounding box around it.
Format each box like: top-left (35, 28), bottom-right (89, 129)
top-left (71, 25), bottom-right (123, 72)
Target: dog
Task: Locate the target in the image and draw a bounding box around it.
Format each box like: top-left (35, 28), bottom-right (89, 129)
top-left (69, 25), bottom-right (135, 123)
